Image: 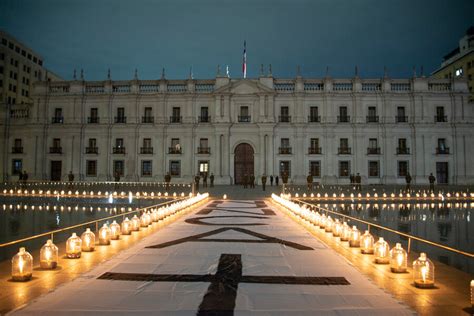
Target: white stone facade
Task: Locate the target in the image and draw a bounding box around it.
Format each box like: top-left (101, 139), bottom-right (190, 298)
top-left (1, 73), bottom-right (473, 185)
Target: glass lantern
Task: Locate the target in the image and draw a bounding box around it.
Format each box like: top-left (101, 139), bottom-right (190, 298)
top-left (11, 247), bottom-right (33, 281)
top-left (349, 226), bottom-right (361, 247)
top-left (325, 216), bottom-right (333, 232)
top-left (374, 237), bottom-right (390, 264)
top-left (140, 212), bottom-right (149, 227)
top-left (360, 230), bottom-right (374, 254)
top-left (319, 214), bottom-right (327, 229)
top-left (151, 210), bottom-right (159, 222)
top-left (332, 219), bottom-right (342, 237)
top-left (99, 224), bottom-right (111, 245)
top-left (121, 217), bottom-right (132, 235)
top-left (110, 220), bottom-right (121, 240)
top-left (81, 228), bottom-right (96, 252)
top-left (131, 215), bottom-right (140, 231)
top-left (340, 222), bottom-right (351, 241)
top-left (413, 252), bottom-right (435, 288)
top-left (66, 233), bottom-right (82, 258)
top-left (390, 243), bottom-right (407, 273)
top-left (40, 239), bottom-right (58, 269)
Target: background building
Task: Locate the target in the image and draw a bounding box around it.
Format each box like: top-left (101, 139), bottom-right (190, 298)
top-left (0, 69), bottom-right (472, 185)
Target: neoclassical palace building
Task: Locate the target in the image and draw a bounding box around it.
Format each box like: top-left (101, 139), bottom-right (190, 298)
top-left (1, 69), bottom-right (473, 185)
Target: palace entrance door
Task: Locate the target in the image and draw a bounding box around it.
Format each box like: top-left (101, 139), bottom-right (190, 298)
top-left (50, 161), bottom-right (62, 181)
top-left (234, 143), bottom-right (254, 184)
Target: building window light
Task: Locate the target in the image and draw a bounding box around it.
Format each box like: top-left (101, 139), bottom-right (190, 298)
top-left (455, 68), bottom-right (463, 77)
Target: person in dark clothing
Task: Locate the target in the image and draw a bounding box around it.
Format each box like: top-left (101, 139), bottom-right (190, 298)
top-left (195, 174), bottom-right (201, 191)
top-left (306, 174), bottom-right (313, 190)
top-left (250, 175), bottom-right (255, 188)
top-left (68, 171), bottom-right (74, 182)
top-left (210, 173), bottom-right (214, 187)
top-left (22, 171), bottom-right (28, 185)
top-left (270, 175), bottom-right (274, 186)
top-left (203, 173), bottom-right (208, 188)
top-left (243, 174), bottom-right (248, 188)
top-left (282, 173), bottom-right (288, 185)
top-left (275, 175), bottom-right (279, 186)
top-left (18, 171), bottom-right (23, 182)
top-left (428, 173), bottom-right (436, 193)
top-left (350, 174), bottom-right (354, 185)
top-left (355, 173), bottom-right (361, 191)
top-left (164, 173), bottom-right (171, 191)
top-left (261, 175), bottom-right (267, 191)
top-left (405, 172), bottom-right (412, 192)
top-left (114, 171), bottom-right (120, 182)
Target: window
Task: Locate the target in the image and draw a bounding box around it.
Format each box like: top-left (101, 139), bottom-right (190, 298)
top-left (339, 161), bottom-right (350, 177)
top-left (171, 138), bottom-right (181, 154)
top-left (21, 49), bottom-right (26, 56)
top-left (8, 42), bottom-right (14, 49)
top-left (54, 108), bottom-right (62, 117)
top-left (12, 159), bottom-right (22, 175)
top-left (398, 161), bottom-right (408, 177)
top-left (90, 108), bottom-right (98, 118)
top-left (171, 138), bottom-right (180, 147)
top-left (170, 160), bottom-right (181, 176)
top-left (368, 161), bottom-right (379, 177)
top-left (238, 106), bottom-right (251, 122)
top-left (86, 160), bottom-right (97, 176)
top-left (1, 38), bottom-right (6, 45)
top-left (117, 107), bottom-right (124, 117)
top-left (368, 106), bottom-right (376, 117)
top-left (369, 138), bottom-right (378, 148)
top-left (172, 107), bottom-right (180, 116)
top-left (27, 53), bottom-right (32, 60)
top-left (279, 161), bottom-right (291, 177)
top-left (435, 106), bottom-right (446, 122)
top-left (143, 138), bottom-right (151, 148)
top-left (310, 106), bottom-right (318, 117)
top-left (279, 106), bottom-right (290, 122)
top-left (88, 138), bottom-right (97, 147)
top-left (144, 107), bottom-right (152, 117)
top-left (15, 46), bottom-right (20, 53)
top-left (310, 138), bottom-right (319, 148)
top-left (200, 107), bottom-right (209, 122)
top-left (141, 160), bottom-right (152, 176)
top-left (309, 161), bottom-right (321, 177)
top-left (397, 106), bottom-right (406, 122)
top-left (113, 160), bottom-right (124, 176)
top-left (281, 138), bottom-right (290, 148)
top-left (398, 138), bottom-right (407, 149)
top-left (115, 138), bottom-right (124, 148)
top-left (199, 138), bottom-right (209, 153)
top-left (199, 161), bottom-right (209, 176)
top-left (53, 138), bottom-right (61, 148)
top-left (338, 106), bottom-right (349, 122)
top-left (340, 138), bottom-right (348, 148)
top-left (14, 138), bottom-right (22, 148)
top-left (455, 67), bottom-right (463, 77)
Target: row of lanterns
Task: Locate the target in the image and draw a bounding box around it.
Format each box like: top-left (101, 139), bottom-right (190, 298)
top-left (4, 181), bottom-right (191, 187)
top-left (11, 193), bottom-right (208, 281)
top-left (272, 194), bottom-right (435, 289)
top-left (1, 189), bottom-right (185, 199)
top-left (294, 191), bottom-right (473, 200)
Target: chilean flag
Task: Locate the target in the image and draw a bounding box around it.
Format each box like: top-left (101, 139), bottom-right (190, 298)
top-left (242, 40), bottom-right (247, 78)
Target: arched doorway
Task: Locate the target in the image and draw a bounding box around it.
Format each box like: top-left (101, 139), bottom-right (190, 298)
top-left (234, 143), bottom-right (254, 184)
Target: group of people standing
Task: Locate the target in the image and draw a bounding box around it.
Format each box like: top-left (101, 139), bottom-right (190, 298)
top-left (194, 173), bottom-right (215, 191)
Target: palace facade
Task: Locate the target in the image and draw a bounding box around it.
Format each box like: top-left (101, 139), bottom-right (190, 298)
top-left (1, 71), bottom-right (473, 185)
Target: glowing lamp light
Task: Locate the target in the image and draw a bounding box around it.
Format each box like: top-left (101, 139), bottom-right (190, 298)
top-left (332, 219), bottom-right (343, 237)
top-left (360, 230), bottom-right (374, 254)
top-left (349, 226), bottom-right (361, 247)
top-left (11, 247), bottom-right (33, 281)
top-left (140, 212), bottom-right (150, 227)
top-left (128, 192), bottom-right (133, 203)
top-left (66, 233), bottom-right (82, 258)
top-left (340, 222), bottom-right (351, 241)
top-left (374, 237), bottom-right (390, 264)
top-left (110, 221), bottom-right (121, 240)
top-left (413, 252), bottom-right (435, 288)
top-left (390, 243), bottom-right (407, 273)
top-left (131, 215), bottom-right (141, 231)
top-left (324, 216), bottom-right (334, 232)
top-left (81, 228), bottom-right (96, 252)
top-left (121, 217), bottom-right (132, 235)
top-left (99, 224), bottom-right (111, 245)
top-left (40, 239), bottom-right (58, 269)
top-left (223, 194), bottom-right (227, 200)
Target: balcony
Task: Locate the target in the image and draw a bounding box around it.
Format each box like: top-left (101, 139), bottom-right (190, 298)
top-left (51, 116), bottom-right (63, 124)
top-left (308, 147), bottom-right (322, 154)
top-left (170, 116), bottom-right (182, 123)
top-left (12, 147), bottom-right (23, 154)
top-left (87, 117), bottom-right (99, 124)
top-left (338, 147), bottom-right (351, 155)
top-left (396, 116), bottom-right (408, 123)
top-left (436, 147), bottom-right (450, 155)
top-left (197, 147), bottom-right (210, 154)
top-left (278, 115), bottom-right (291, 123)
top-left (114, 116), bottom-right (127, 123)
top-left (238, 115), bottom-right (251, 122)
top-left (85, 147), bottom-right (98, 154)
top-left (140, 147), bottom-right (153, 154)
top-left (367, 147), bottom-right (381, 155)
top-left (337, 115), bottom-right (350, 123)
top-left (113, 147), bottom-right (126, 154)
top-left (435, 115), bottom-right (447, 123)
top-left (366, 116), bottom-right (379, 123)
top-left (198, 116), bottom-right (211, 123)
top-left (142, 116), bottom-right (154, 123)
top-left (308, 115), bottom-right (321, 123)
top-left (169, 147), bottom-right (182, 154)
top-left (279, 147), bottom-right (292, 155)
top-left (396, 147), bottom-right (410, 155)
top-left (49, 147), bottom-right (62, 154)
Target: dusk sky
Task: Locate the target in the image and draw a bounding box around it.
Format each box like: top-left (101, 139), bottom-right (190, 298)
top-left (1, 0), bottom-right (473, 80)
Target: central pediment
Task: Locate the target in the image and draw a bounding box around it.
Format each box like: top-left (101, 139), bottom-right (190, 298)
top-left (214, 79), bottom-right (274, 94)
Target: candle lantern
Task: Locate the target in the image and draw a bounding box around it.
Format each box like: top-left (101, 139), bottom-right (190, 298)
top-left (349, 226), bottom-right (361, 247)
top-left (66, 233), bottom-right (82, 258)
top-left (332, 219), bottom-right (342, 237)
top-left (11, 247), bottom-right (33, 281)
top-left (99, 224), bottom-right (111, 245)
top-left (325, 216), bottom-right (333, 232)
top-left (390, 243), bottom-right (407, 273)
top-left (374, 237), bottom-right (390, 264)
top-left (110, 220), bottom-right (121, 240)
top-left (121, 217), bottom-right (132, 235)
top-left (40, 239), bottom-right (58, 269)
top-left (340, 222), bottom-right (351, 241)
top-left (319, 214), bottom-right (327, 229)
top-left (413, 253), bottom-right (435, 288)
top-left (360, 230), bottom-right (374, 254)
top-left (140, 212), bottom-right (149, 227)
top-left (131, 215), bottom-right (140, 231)
top-left (81, 228), bottom-right (96, 252)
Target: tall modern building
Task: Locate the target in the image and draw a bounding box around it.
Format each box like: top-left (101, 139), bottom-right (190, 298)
top-left (431, 26), bottom-right (474, 102)
top-left (0, 69), bottom-right (472, 185)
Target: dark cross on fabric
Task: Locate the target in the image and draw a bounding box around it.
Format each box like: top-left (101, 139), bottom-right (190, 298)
top-left (197, 207), bottom-right (275, 216)
top-left (98, 254), bottom-right (350, 315)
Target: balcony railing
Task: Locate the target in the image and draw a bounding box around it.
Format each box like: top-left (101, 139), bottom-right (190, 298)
top-left (85, 147), bottom-right (98, 154)
top-left (366, 116), bottom-right (379, 123)
top-left (114, 116), bottom-right (127, 123)
top-left (140, 147), bottom-right (153, 154)
top-left (169, 147), bottom-right (182, 154)
top-left (87, 117), bottom-right (99, 124)
top-left (197, 147), bottom-right (210, 154)
top-left (12, 147), bottom-right (23, 154)
top-left (435, 115), bottom-right (447, 123)
top-left (367, 147), bottom-right (381, 155)
top-left (198, 116), bottom-right (211, 123)
top-left (51, 117), bottom-right (63, 124)
top-left (308, 115), bottom-right (321, 123)
top-left (113, 147), bottom-right (126, 154)
top-left (49, 147), bottom-right (62, 154)
top-left (338, 147), bottom-right (351, 154)
top-left (337, 115), bottom-right (350, 123)
top-left (279, 147), bottom-right (292, 155)
top-left (396, 116), bottom-right (408, 123)
top-left (278, 115), bottom-right (291, 123)
top-left (308, 147), bottom-right (322, 154)
top-left (238, 115), bottom-right (251, 122)
top-left (396, 147), bottom-right (410, 155)
top-left (142, 116), bottom-right (154, 123)
top-left (170, 116), bottom-right (182, 123)
top-left (436, 147), bottom-right (450, 155)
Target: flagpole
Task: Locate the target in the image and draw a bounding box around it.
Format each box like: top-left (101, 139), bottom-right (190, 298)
top-left (242, 40), bottom-right (247, 79)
